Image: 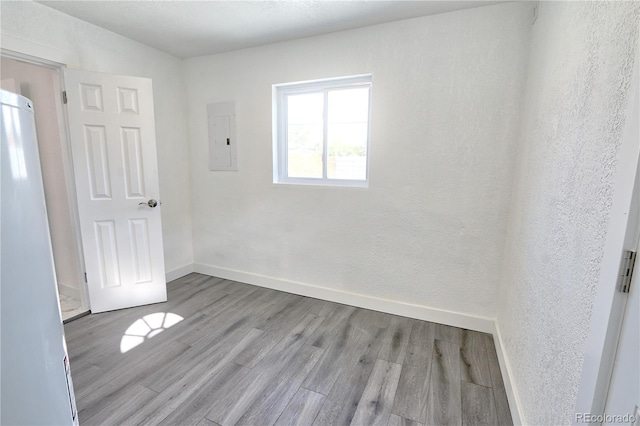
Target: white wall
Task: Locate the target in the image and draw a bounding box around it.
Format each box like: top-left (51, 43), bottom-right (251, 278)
top-left (1, 57), bottom-right (83, 298)
top-left (6, 2), bottom-right (637, 421)
top-left (184, 2), bottom-right (532, 319)
top-left (496, 2), bottom-right (640, 424)
top-left (0, 1), bottom-right (193, 274)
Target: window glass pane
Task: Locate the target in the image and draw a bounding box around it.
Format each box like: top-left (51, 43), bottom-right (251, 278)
top-left (327, 87), bottom-right (369, 180)
top-left (287, 92), bottom-right (323, 178)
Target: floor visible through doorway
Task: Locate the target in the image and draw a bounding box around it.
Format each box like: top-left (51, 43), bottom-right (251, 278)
top-left (59, 293), bottom-right (85, 321)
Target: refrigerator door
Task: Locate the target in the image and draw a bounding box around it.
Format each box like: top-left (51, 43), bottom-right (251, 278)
top-left (1, 89), bottom-right (77, 425)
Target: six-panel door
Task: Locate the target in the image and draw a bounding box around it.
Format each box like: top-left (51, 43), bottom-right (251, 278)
top-left (64, 69), bottom-right (167, 313)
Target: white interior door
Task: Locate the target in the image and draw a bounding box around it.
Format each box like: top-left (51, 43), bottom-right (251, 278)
top-left (604, 152), bottom-right (640, 425)
top-left (64, 69), bottom-right (166, 313)
top-left (604, 244), bottom-right (639, 425)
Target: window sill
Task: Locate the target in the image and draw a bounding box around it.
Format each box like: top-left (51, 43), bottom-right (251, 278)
top-left (273, 178), bottom-right (369, 188)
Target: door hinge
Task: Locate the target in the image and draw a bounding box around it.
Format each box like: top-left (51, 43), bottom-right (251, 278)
top-left (619, 250), bottom-right (636, 293)
top-left (84, 272), bottom-right (87, 283)
top-left (62, 91), bottom-right (67, 104)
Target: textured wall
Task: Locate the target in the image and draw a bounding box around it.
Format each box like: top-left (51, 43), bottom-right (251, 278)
top-left (184, 2), bottom-right (532, 318)
top-left (0, 1), bottom-right (194, 273)
top-left (496, 2), bottom-right (640, 424)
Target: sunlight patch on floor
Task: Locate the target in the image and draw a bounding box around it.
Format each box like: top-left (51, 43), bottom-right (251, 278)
top-left (120, 312), bottom-right (183, 353)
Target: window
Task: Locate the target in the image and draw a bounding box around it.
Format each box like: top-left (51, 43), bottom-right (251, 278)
top-left (273, 74), bottom-right (371, 186)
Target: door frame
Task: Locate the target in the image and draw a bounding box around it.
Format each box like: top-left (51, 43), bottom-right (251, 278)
top-left (1, 45), bottom-right (91, 314)
top-left (574, 41), bottom-right (640, 421)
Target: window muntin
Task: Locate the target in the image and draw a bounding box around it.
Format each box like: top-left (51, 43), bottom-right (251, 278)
top-left (274, 75), bottom-right (371, 186)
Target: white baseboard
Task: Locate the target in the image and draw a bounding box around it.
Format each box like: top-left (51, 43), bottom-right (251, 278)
top-left (191, 263), bottom-right (522, 421)
top-left (166, 263), bottom-right (194, 283)
top-left (193, 263), bottom-right (495, 334)
top-left (493, 322), bottom-right (525, 425)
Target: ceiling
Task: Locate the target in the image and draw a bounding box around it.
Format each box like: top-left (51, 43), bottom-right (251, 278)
top-left (36, 1), bottom-right (504, 59)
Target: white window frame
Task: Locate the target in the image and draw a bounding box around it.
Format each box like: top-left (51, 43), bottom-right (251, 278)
top-left (273, 74), bottom-right (372, 187)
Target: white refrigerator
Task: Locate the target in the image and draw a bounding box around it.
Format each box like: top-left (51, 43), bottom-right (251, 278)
top-left (1, 89), bottom-right (78, 425)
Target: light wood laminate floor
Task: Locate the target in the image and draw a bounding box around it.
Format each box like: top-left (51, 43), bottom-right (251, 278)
top-left (65, 273), bottom-right (513, 426)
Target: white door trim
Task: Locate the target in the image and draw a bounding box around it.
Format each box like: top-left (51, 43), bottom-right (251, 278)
top-left (0, 47), bottom-right (90, 313)
top-left (574, 41), bottom-right (640, 421)
top-left (1, 34), bottom-right (79, 68)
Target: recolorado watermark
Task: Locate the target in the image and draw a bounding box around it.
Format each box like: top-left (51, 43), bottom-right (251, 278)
top-left (576, 413), bottom-right (637, 423)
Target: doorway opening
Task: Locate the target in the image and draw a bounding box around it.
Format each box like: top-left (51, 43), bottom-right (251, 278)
top-left (1, 55), bottom-right (89, 321)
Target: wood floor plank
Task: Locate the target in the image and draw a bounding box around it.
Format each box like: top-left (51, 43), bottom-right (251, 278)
top-left (65, 274), bottom-right (217, 340)
top-left (252, 313), bottom-right (325, 371)
top-left (250, 295), bottom-right (306, 332)
top-left (235, 344), bottom-right (323, 426)
top-left (142, 323), bottom-right (263, 392)
top-left (218, 279), bottom-right (258, 294)
top-left (302, 310), bottom-right (364, 395)
top-left (461, 382), bottom-right (497, 426)
top-left (78, 384), bottom-right (157, 426)
top-left (482, 334), bottom-right (513, 426)
top-left (205, 314), bottom-right (325, 425)
top-left (175, 303), bottom-right (241, 346)
top-left (201, 286), bottom-right (262, 318)
top-left (378, 316), bottom-right (413, 364)
top-left (233, 297), bottom-right (321, 368)
top-left (181, 290), bottom-right (278, 349)
top-left (459, 330), bottom-right (492, 387)
top-left (164, 282), bottom-right (232, 319)
top-left (434, 324), bottom-right (463, 345)
top-left (81, 275), bottom-right (219, 329)
top-left (65, 273), bottom-right (511, 425)
top-left (88, 311), bottom-right (211, 370)
top-left (157, 362), bottom-right (251, 426)
top-left (205, 368), bottom-right (273, 426)
top-left (74, 340), bottom-right (190, 404)
top-left (391, 321), bottom-right (435, 423)
top-left (307, 304), bottom-right (358, 349)
top-left (424, 340), bottom-right (462, 426)
top-left (351, 359), bottom-right (402, 426)
top-left (313, 327), bottom-right (387, 426)
top-left (274, 388), bottom-right (326, 426)
top-left (304, 297), bottom-right (340, 317)
top-left (388, 414), bottom-right (425, 426)
top-left (244, 293), bottom-right (300, 330)
top-left (251, 311), bottom-right (326, 366)
top-left (70, 276), bottom-right (226, 366)
top-left (123, 329), bottom-right (262, 425)
top-left (231, 328), bottom-right (293, 368)
top-left (68, 363), bottom-right (102, 392)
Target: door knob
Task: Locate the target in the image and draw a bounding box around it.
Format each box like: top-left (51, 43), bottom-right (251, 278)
top-left (139, 199), bottom-right (160, 208)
